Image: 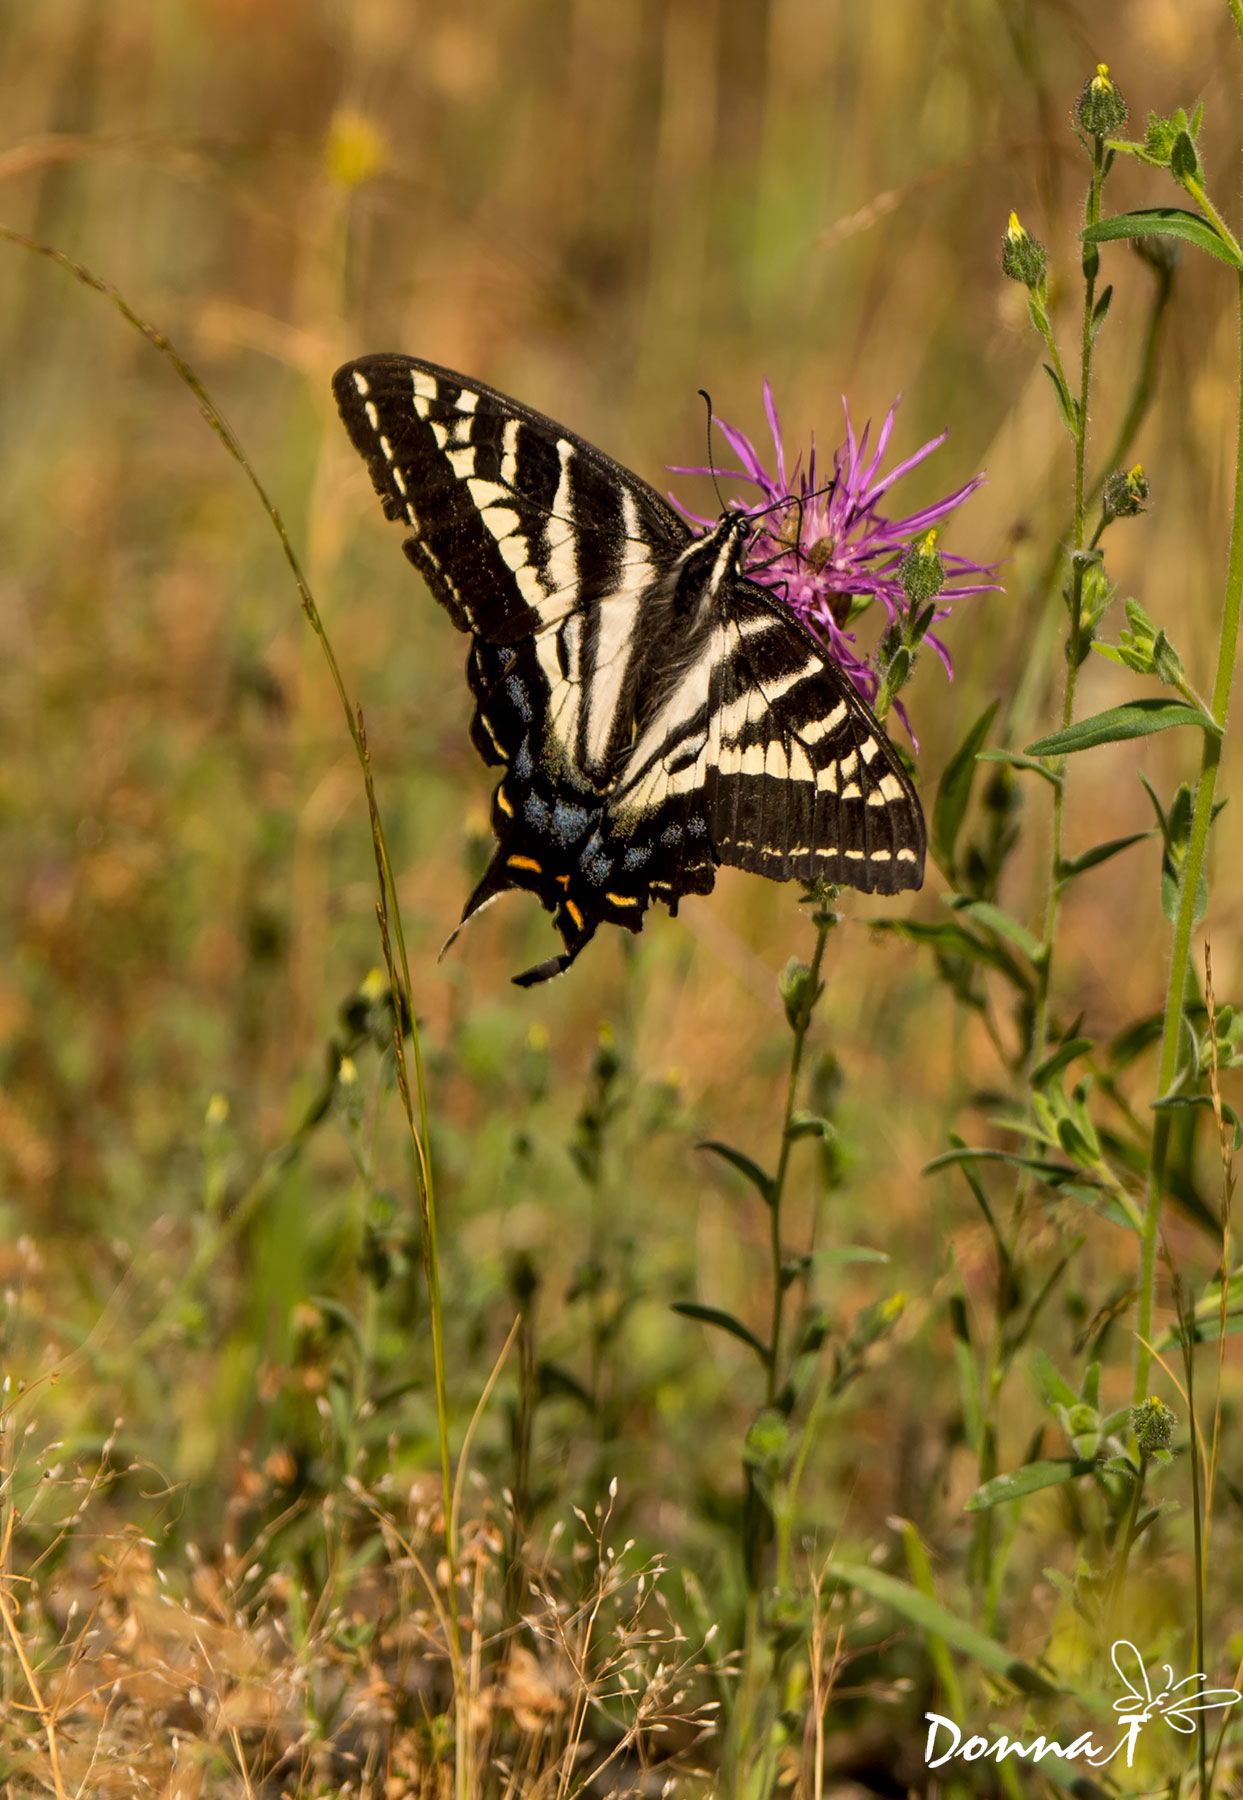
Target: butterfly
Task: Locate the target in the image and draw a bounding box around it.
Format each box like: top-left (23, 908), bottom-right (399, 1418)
top-left (333, 354), bottom-right (925, 985)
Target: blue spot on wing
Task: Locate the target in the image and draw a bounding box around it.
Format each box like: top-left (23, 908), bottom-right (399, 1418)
top-left (506, 674), bottom-right (532, 723)
top-left (551, 800), bottom-right (590, 846)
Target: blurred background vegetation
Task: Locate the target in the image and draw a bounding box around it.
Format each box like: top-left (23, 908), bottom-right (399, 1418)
top-left (2, 0), bottom-right (1242, 1791)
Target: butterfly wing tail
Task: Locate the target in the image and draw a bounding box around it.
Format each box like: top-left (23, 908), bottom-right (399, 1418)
top-left (440, 842), bottom-right (601, 986)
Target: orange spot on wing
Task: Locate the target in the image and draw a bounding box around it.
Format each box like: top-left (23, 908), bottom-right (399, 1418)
top-left (507, 854), bottom-right (542, 873)
top-left (565, 899), bottom-right (584, 930)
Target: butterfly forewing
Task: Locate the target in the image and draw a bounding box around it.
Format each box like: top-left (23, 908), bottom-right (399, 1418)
top-left (334, 352), bottom-right (926, 983)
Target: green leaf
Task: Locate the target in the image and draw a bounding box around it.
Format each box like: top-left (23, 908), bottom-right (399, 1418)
top-left (932, 700), bottom-right (997, 873)
top-left (785, 1111), bottom-right (834, 1142)
top-left (1032, 1348), bottom-right (1078, 1409)
top-left (698, 1140), bottom-right (774, 1206)
top-left (923, 1145), bottom-right (1083, 1184)
top-left (538, 1360), bottom-right (597, 1410)
top-left (1026, 698), bottom-right (1215, 757)
top-left (966, 1459), bottom-right (1098, 1510)
top-left (950, 1294), bottom-right (982, 1455)
top-left (1109, 1009), bottom-right (1164, 1070)
top-left (975, 747), bottom-right (1062, 787)
top-left (1151, 1092), bottom-right (1243, 1150)
top-left (1170, 129), bottom-right (1199, 185)
top-left (1059, 832), bottom-right (1151, 879)
top-left (945, 896), bottom-right (1042, 963)
top-left (829, 1563), bottom-right (1061, 1697)
top-left (1154, 1269), bottom-right (1243, 1349)
top-left (1032, 1036), bottom-right (1094, 1088)
top-left (1083, 206), bottom-right (1243, 270)
top-left (874, 919), bottom-right (1031, 991)
top-left (803, 1245), bottom-right (890, 1268)
top-left (1042, 362), bottom-right (1079, 436)
top-left (671, 1302), bottom-right (771, 1365)
top-left (1089, 282), bottom-right (1113, 346)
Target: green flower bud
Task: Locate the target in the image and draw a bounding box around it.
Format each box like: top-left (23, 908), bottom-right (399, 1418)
top-left (1001, 211), bottom-right (1048, 288)
top-left (1076, 63), bottom-right (1128, 138)
top-left (1170, 130), bottom-right (1199, 186)
top-left (898, 529), bottom-right (946, 605)
top-left (778, 957), bottom-right (822, 1030)
top-left (1130, 1395), bottom-right (1176, 1456)
top-left (1101, 464), bottom-right (1150, 521)
top-left (1152, 629), bottom-right (1185, 689)
top-left (1143, 108), bottom-right (1200, 168)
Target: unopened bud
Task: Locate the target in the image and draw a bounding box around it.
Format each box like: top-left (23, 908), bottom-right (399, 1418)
top-left (1130, 1395), bottom-right (1176, 1456)
top-left (778, 957), bottom-right (821, 1031)
top-left (1075, 64), bottom-right (1128, 139)
top-left (1001, 211), bottom-right (1047, 288)
top-left (898, 530), bottom-right (945, 605)
top-left (1101, 464), bottom-right (1150, 521)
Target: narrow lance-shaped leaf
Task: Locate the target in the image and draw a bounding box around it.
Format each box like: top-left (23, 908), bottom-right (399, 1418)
top-left (830, 1563), bottom-right (1061, 1697)
top-left (976, 747), bottom-right (1062, 788)
top-left (945, 896), bottom-right (1043, 964)
top-left (698, 1140), bottom-right (774, 1206)
top-left (1042, 362), bottom-right (1079, 437)
top-left (671, 1302), bottom-right (772, 1366)
top-left (1031, 1036), bottom-right (1094, 1089)
top-left (1027, 699), bottom-right (1216, 758)
top-left (1084, 206), bottom-right (1243, 270)
top-left (932, 700), bottom-right (997, 873)
top-left (1059, 832), bottom-right (1151, 879)
top-left (874, 919), bottom-right (1032, 992)
top-left (966, 1460), bottom-right (1099, 1511)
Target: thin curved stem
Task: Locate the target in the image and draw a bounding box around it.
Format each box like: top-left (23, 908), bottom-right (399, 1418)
top-left (1135, 269), bottom-right (1243, 1400)
top-left (1032, 137), bottom-right (1105, 1070)
top-left (766, 910), bottom-right (834, 1405)
top-left (0, 226), bottom-right (464, 1702)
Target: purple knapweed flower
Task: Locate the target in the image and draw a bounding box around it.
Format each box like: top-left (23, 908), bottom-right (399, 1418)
top-left (672, 383), bottom-right (998, 727)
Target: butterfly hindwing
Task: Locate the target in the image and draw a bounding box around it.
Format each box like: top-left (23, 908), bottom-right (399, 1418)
top-left (707, 582), bottom-right (925, 892)
top-left (334, 353), bottom-right (926, 982)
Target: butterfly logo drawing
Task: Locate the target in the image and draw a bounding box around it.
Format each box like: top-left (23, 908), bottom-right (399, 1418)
top-left (1111, 1639), bottom-right (1242, 1736)
top-left (333, 356), bottom-right (987, 985)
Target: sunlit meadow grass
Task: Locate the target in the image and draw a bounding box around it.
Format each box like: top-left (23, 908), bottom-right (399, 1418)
top-left (4, 3), bottom-right (1243, 1796)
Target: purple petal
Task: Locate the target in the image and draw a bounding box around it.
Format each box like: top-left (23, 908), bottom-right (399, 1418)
top-left (762, 378), bottom-right (787, 493)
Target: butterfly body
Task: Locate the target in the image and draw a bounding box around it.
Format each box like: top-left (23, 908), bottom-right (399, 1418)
top-left (333, 354), bottom-right (925, 984)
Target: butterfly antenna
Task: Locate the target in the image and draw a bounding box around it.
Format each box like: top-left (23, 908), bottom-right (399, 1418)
top-left (698, 388), bottom-right (729, 517)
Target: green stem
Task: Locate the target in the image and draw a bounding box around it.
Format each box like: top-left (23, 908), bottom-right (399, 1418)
top-left (1185, 174), bottom-right (1243, 263)
top-left (766, 909), bottom-right (834, 1405)
top-left (1231, 0), bottom-right (1243, 53)
top-left (1106, 1456), bottom-right (1147, 1621)
top-left (1032, 139), bottom-right (1105, 1069)
top-left (1135, 270), bottom-right (1243, 1401)
top-left (1006, 258), bottom-right (1173, 746)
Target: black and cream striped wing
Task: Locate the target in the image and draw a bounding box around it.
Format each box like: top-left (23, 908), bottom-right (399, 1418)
top-left (707, 582), bottom-right (924, 890)
top-left (333, 354), bottom-right (689, 785)
top-left (609, 579), bottom-right (925, 896)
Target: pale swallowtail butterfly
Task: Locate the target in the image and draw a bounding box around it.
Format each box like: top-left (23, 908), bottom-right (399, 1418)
top-left (333, 355), bottom-right (926, 986)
